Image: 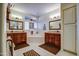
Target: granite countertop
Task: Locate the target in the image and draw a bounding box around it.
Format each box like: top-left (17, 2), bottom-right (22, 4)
top-left (45, 31), bottom-right (60, 34)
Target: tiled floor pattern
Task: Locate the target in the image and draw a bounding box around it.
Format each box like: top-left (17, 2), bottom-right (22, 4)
top-left (13, 37), bottom-right (76, 56)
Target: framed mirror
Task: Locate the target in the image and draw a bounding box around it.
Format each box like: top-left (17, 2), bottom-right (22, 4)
top-left (9, 20), bottom-right (23, 30)
top-left (17, 22), bottom-right (23, 30)
top-left (49, 19), bottom-right (61, 30)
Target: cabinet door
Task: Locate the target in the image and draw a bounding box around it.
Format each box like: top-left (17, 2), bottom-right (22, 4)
top-left (64, 24), bottom-right (76, 53)
top-left (45, 33), bottom-right (49, 44)
top-left (50, 34), bottom-right (55, 45)
top-left (55, 34), bottom-right (60, 48)
top-left (21, 33), bottom-right (26, 43)
top-left (63, 6), bottom-right (76, 24)
top-left (16, 35), bottom-right (19, 44)
top-left (12, 33), bottom-right (18, 45)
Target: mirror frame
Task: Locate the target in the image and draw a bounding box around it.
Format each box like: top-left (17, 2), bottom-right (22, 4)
top-left (9, 20), bottom-right (23, 30)
top-left (49, 19), bottom-right (61, 30)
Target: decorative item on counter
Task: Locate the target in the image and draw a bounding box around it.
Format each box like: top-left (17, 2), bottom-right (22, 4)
top-left (53, 17), bottom-right (57, 20)
top-left (57, 16), bottom-right (60, 19)
top-left (11, 30), bottom-right (13, 32)
top-left (50, 16), bottom-right (60, 21)
top-left (31, 31), bottom-right (33, 35)
top-left (57, 30), bottom-right (59, 32)
top-left (16, 17), bottom-right (19, 20)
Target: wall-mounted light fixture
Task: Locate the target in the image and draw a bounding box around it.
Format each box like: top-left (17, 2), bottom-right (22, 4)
top-left (49, 15), bottom-right (60, 21)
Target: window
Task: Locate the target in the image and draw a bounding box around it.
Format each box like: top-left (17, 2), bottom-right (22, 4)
top-left (24, 21), bottom-right (37, 30)
top-left (29, 22), bottom-right (34, 29)
top-left (34, 22), bottom-right (37, 29)
top-left (24, 22), bottom-right (29, 30)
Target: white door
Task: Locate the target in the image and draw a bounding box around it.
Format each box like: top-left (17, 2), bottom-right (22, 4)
top-left (64, 24), bottom-right (76, 52)
top-left (62, 4), bottom-right (76, 53)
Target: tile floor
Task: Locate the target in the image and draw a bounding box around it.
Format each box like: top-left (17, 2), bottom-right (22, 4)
top-left (13, 37), bottom-right (76, 56)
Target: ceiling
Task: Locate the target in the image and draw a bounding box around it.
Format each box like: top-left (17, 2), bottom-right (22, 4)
top-left (11, 3), bottom-right (60, 17)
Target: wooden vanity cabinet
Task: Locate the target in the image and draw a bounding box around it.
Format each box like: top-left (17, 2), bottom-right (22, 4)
top-left (7, 32), bottom-right (27, 46)
top-left (45, 33), bottom-right (61, 49)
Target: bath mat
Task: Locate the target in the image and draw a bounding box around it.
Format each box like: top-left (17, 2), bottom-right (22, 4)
top-left (14, 43), bottom-right (29, 50)
top-left (23, 50), bottom-right (40, 56)
top-left (39, 44), bottom-right (60, 55)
